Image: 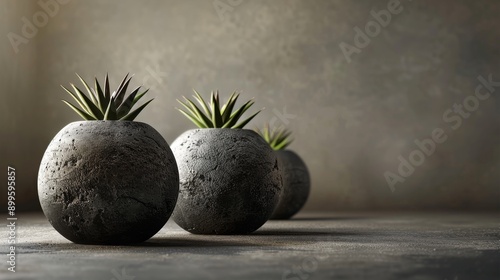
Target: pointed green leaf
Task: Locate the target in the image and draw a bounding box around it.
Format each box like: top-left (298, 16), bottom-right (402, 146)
top-left (103, 99), bottom-right (117, 120)
top-left (281, 130), bottom-right (292, 141)
top-left (179, 90), bottom-right (260, 129)
top-left (61, 85), bottom-right (88, 113)
top-left (176, 108), bottom-right (207, 128)
top-left (220, 91), bottom-right (238, 113)
top-left (120, 99), bottom-right (153, 121)
top-left (62, 100), bottom-right (96, 120)
top-left (232, 109), bottom-right (261, 129)
top-left (70, 84), bottom-right (104, 119)
top-left (184, 97), bottom-right (213, 127)
top-left (222, 100), bottom-right (254, 128)
top-left (273, 138), bottom-right (292, 150)
top-left (230, 99), bottom-right (254, 119)
top-left (270, 127), bottom-right (284, 146)
top-left (114, 74), bottom-right (132, 105)
top-left (104, 73), bottom-right (110, 100)
top-left (94, 78), bottom-right (107, 113)
top-left (263, 124), bottom-right (271, 142)
top-left (133, 89), bottom-right (149, 104)
top-left (116, 86), bottom-right (140, 118)
top-left (192, 89), bottom-right (211, 116)
top-left (75, 73), bottom-right (97, 105)
top-left (221, 92), bottom-right (239, 123)
top-left (255, 125), bottom-right (293, 150)
top-left (178, 98), bottom-right (212, 127)
top-left (211, 91), bottom-right (223, 127)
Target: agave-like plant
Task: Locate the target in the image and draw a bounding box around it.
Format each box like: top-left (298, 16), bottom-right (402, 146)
top-left (255, 124), bottom-right (293, 150)
top-left (61, 74), bottom-right (152, 121)
top-left (176, 90), bottom-right (261, 129)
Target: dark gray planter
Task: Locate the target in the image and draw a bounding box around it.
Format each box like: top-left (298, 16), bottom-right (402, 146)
top-left (171, 128), bottom-right (282, 234)
top-left (37, 121), bottom-right (179, 245)
top-left (270, 150), bottom-right (310, 219)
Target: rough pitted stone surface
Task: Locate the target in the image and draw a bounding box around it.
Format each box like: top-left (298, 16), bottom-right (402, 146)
top-left (171, 129), bottom-right (282, 234)
top-left (271, 150), bottom-right (310, 220)
top-left (38, 121), bottom-right (179, 245)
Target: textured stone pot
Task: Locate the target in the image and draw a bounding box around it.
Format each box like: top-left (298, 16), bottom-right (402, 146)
top-left (270, 150), bottom-right (310, 219)
top-left (171, 128), bottom-right (282, 234)
top-left (38, 121), bottom-right (179, 245)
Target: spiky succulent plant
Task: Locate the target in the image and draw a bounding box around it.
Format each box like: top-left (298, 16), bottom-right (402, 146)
top-left (255, 124), bottom-right (293, 150)
top-left (176, 90), bottom-right (261, 129)
top-left (61, 74), bottom-right (152, 121)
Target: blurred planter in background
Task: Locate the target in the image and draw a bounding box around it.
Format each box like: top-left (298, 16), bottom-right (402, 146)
top-left (255, 125), bottom-right (310, 219)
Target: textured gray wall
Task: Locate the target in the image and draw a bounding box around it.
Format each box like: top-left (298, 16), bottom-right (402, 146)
top-left (1, 0), bottom-right (499, 211)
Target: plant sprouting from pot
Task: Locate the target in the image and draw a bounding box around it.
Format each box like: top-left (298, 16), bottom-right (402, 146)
top-left (61, 73), bottom-right (153, 121)
top-left (255, 124), bottom-right (293, 150)
top-left (176, 90), bottom-right (261, 129)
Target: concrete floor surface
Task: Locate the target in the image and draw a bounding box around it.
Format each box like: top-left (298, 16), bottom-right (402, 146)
top-left (1, 212), bottom-right (499, 280)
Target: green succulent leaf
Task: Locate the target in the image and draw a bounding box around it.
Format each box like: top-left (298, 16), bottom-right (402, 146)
top-left (76, 73), bottom-right (97, 105)
top-left (133, 89), bottom-right (149, 104)
top-left (178, 97), bottom-right (211, 127)
top-left (192, 89), bottom-right (211, 116)
top-left (61, 85), bottom-right (88, 113)
top-left (120, 99), bottom-right (153, 121)
top-left (211, 91), bottom-right (223, 128)
top-left (233, 110), bottom-right (261, 129)
top-left (113, 74), bottom-right (132, 105)
top-left (221, 92), bottom-right (239, 123)
top-left (222, 99), bottom-right (254, 128)
top-left (94, 78), bottom-right (106, 112)
top-left (177, 90), bottom-right (261, 129)
top-left (116, 86), bottom-right (141, 118)
top-left (70, 84), bottom-right (104, 119)
top-left (255, 125), bottom-right (293, 150)
top-left (62, 100), bottom-right (95, 120)
top-left (176, 108), bottom-right (206, 128)
top-left (62, 74), bottom-right (152, 121)
top-left (104, 74), bottom-right (110, 100)
top-left (103, 99), bottom-right (117, 120)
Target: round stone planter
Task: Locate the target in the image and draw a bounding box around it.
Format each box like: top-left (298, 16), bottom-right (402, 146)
top-left (171, 128), bottom-right (282, 234)
top-left (38, 121), bottom-right (179, 245)
top-left (270, 150), bottom-right (310, 219)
